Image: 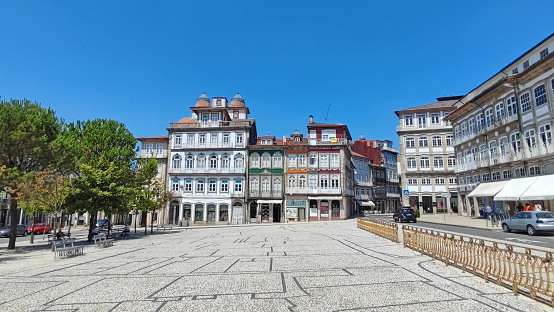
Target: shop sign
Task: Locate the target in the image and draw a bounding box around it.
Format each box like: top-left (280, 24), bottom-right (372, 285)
top-left (286, 207), bottom-right (298, 218)
top-left (309, 208), bottom-right (318, 217)
top-left (286, 200), bottom-right (306, 207)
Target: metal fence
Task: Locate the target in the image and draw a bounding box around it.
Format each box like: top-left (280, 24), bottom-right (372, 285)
top-left (403, 225), bottom-right (554, 306)
top-left (356, 218), bottom-right (399, 243)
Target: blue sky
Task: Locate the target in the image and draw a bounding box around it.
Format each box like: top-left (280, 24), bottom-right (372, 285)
top-left (1, 1), bottom-right (553, 146)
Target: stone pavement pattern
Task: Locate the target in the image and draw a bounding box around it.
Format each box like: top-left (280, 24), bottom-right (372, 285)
top-left (0, 220), bottom-right (550, 311)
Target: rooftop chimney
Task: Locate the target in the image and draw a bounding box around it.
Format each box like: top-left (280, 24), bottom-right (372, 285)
top-left (309, 115), bottom-right (314, 124)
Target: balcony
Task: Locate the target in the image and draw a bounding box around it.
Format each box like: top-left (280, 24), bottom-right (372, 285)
top-left (453, 115), bottom-right (517, 146)
top-left (250, 191), bottom-right (283, 198)
top-left (169, 120), bottom-right (252, 129)
top-left (172, 190), bottom-right (245, 198)
top-left (173, 141), bottom-right (245, 150)
top-left (308, 138), bottom-right (349, 145)
top-left (168, 167), bottom-right (246, 174)
top-left (285, 187), bottom-right (341, 195)
top-left (139, 150), bottom-right (168, 159)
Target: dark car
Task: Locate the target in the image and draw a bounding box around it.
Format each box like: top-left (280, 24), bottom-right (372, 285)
top-left (394, 207), bottom-right (417, 223)
top-left (0, 225), bottom-right (29, 237)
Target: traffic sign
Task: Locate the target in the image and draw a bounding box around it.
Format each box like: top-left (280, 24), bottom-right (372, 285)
top-left (403, 190), bottom-right (409, 196)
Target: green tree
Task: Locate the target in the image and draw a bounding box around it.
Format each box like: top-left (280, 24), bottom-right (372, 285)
top-left (133, 157), bottom-right (173, 234)
top-left (0, 99), bottom-right (62, 250)
top-left (65, 119), bottom-right (137, 241)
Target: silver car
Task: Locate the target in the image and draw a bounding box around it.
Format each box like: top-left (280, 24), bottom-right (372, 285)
top-left (0, 225), bottom-right (29, 237)
top-left (502, 211), bottom-right (554, 236)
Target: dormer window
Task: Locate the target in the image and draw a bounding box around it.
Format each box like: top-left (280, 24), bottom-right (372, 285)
top-left (216, 99), bottom-right (222, 106)
top-left (523, 60), bottom-right (529, 70)
top-left (233, 111), bottom-right (239, 118)
top-left (294, 137), bottom-right (301, 142)
top-left (540, 48), bottom-right (549, 59)
top-left (321, 129), bottom-right (336, 141)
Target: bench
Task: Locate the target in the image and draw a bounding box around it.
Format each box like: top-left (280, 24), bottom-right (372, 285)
top-left (54, 238), bottom-right (83, 259)
top-left (93, 234), bottom-right (114, 248)
top-left (154, 224), bottom-right (173, 231)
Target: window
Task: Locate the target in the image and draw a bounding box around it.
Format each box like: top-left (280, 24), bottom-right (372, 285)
top-left (274, 178), bottom-right (282, 193)
top-left (523, 60), bottom-right (529, 70)
top-left (405, 115), bottom-right (413, 126)
top-left (145, 143), bottom-right (153, 155)
top-left (261, 153), bottom-right (271, 167)
top-left (540, 48), bottom-right (549, 59)
top-left (534, 85), bottom-right (547, 106)
top-left (499, 137), bottom-right (509, 156)
top-left (510, 132), bottom-right (521, 152)
top-left (309, 176), bottom-right (317, 189)
top-left (435, 178), bottom-right (445, 184)
top-left (196, 180), bottom-right (204, 192)
top-left (298, 154), bottom-right (307, 166)
top-left (408, 179), bottom-right (417, 185)
top-left (233, 111), bottom-right (239, 118)
top-left (476, 114), bottom-right (485, 130)
top-left (331, 175), bottom-right (339, 188)
top-left (330, 154), bottom-right (339, 166)
top-left (298, 175), bottom-right (306, 188)
top-left (210, 155), bottom-right (218, 168)
top-left (418, 137), bottom-right (428, 147)
top-left (430, 136), bottom-right (441, 147)
top-left (250, 178), bottom-right (259, 193)
top-left (458, 178), bottom-right (464, 185)
top-left (174, 135), bottom-right (181, 146)
top-left (520, 92), bottom-right (531, 113)
top-left (236, 133), bottom-right (243, 144)
top-left (221, 154), bottom-right (230, 168)
top-left (512, 68), bottom-right (518, 74)
top-left (155, 143), bottom-right (163, 155)
top-left (421, 178), bottom-right (431, 185)
top-left (529, 166), bottom-right (541, 176)
top-left (406, 137), bottom-right (415, 147)
top-left (198, 134), bottom-right (206, 145)
top-left (433, 157), bottom-right (443, 168)
top-left (525, 130), bottom-right (536, 148)
top-left (446, 135), bottom-right (453, 146)
top-left (209, 180), bottom-right (217, 192)
top-left (418, 114), bottom-right (426, 128)
top-left (261, 178), bottom-right (270, 193)
top-left (309, 153), bottom-right (317, 166)
top-left (466, 176), bottom-right (473, 184)
top-left (454, 126), bottom-right (461, 139)
top-left (495, 103), bottom-right (505, 120)
top-left (492, 172), bottom-right (500, 181)
top-left (185, 180), bottom-right (192, 192)
top-left (502, 170), bottom-right (512, 180)
top-left (431, 113), bottom-right (440, 124)
top-left (539, 124), bottom-right (552, 145)
top-left (221, 180), bottom-right (228, 192)
top-left (171, 179), bottom-right (179, 191)
top-left (447, 178), bottom-right (455, 184)
top-left (234, 180), bottom-right (242, 192)
top-left (273, 153), bottom-right (282, 167)
top-left (320, 176), bottom-right (328, 189)
top-left (185, 155), bottom-right (194, 168)
top-left (288, 175), bottom-right (296, 188)
top-left (515, 168), bottom-right (526, 178)
top-left (420, 157), bottom-right (430, 168)
top-left (223, 134), bottom-right (230, 144)
top-left (488, 141), bottom-right (497, 159)
top-left (216, 99), bottom-right (222, 106)
top-left (320, 154), bottom-right (328, 166)
top-left (447, 156), bottom-right (455, 168)
top-left (187, 134), bottom-right (194, 145)
top-left (461, 122), bottom-right (467, 137)
top-left (482, 173), bottom-right (490, 182)
top-left (234, 154), bottom-right (244, 168)
top-left (321, 129), bottom-right (336, 141)
top-left (210, 134), bottom-right (217, 144)
top-left (250, 153), bottom-right (260, 167)
top-left (288, 154), bottom-right (297, 166)
top-left (506, 96), bottom-right (517, 117)
top-left (197, 155), bottom-right (206, 168)
top-left (485, 108), bottom-right (494, 127)
top-left (468, 118), bottom-right (475, 134)
top-left (407, 157), bottom-right (416, 169)
top-left (172, 155), bottom-right (182, 168)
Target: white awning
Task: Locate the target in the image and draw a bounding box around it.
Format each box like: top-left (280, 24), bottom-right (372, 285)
top-left (520, 174), bottom-right (554, 201)
top-left (494, 177), bottom-right (538, 201)
top-left (467, 180), bottom-right (509, 197)
top-left (307, 196), bottom-right (343, 201)
top-left (256, 200), bottom-right (283, 204)
top-left (360, 201), bottom-right (375, 207)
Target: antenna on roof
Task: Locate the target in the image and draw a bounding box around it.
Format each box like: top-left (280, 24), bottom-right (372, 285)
top-left (325, 104), bottom-right (331, 122)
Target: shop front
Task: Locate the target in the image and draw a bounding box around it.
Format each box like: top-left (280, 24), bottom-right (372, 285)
top-left (286, 199), bottom-right (307, 222)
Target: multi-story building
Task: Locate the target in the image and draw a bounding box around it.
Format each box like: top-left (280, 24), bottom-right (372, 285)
top-left (371, 164), bottom-right (387, 212)
top-left (167, 93), bottom-right (256, 225)
top-left (284, 116), bottom-right (355, 221)
top-left (247, 134), bottom-right (285, 223)
top-left (137, 135), bottom-right (169, 225)
top-left (352, 151), bottom-right (375, 213)
top-left (396, 96), bottom-right (461, 215)
top-left (446, 33), bottom-right (554, 216)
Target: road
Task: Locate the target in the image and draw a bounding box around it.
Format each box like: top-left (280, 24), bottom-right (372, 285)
top-left (365, 215), bottom-right (554, 250)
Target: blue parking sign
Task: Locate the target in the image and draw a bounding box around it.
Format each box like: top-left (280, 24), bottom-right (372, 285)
top-left (403, 190), bottom-right (409, 196)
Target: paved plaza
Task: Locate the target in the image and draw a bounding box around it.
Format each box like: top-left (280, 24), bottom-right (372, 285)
top-left (0, 220), bottom-right (550, 312)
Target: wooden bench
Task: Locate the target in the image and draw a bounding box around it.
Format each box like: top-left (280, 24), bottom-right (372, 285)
top-left (155, 224), bottom-right (173, 231)
top-left (54, 238), bottom-right (83, 259)
top-left (93, 234), bottom-right (114, 248)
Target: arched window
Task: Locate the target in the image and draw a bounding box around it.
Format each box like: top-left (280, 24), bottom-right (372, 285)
top-left (309, 175), bottom-right (317, 189)
top-left (197, 154), bottom-right (206, 168)
top-left (250, 153), bottom-right (260, 167)
top-left (185, 155), bottom-right (194, 168)
top-left (250, 178), bottom-right (259, 194)
top-left (210, 154), bottom-right (218, 168)
top-left (273, 178), bottom-right (282, 193)
top-left (261, 178), bottom-right (270, 194)
top-left (221, 154), bottom-right (230, 168)
top-left (273, 153), bottom-right (282, 168)
top-left (309, 153), bottom-right (317, 166)
top-left (235, 154), bottom-right (244, 168)
top-left (298, 175), bottom-right (306, 188)
top-left (288, 174), bottom-right (296, 188)
top-left (261, 153), bottom-right (271, 167)
top-left (172, 154), bottom-right (182, 168)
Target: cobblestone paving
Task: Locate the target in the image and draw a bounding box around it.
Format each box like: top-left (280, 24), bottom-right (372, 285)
top-left (0, 220), bottom-right (550, 311)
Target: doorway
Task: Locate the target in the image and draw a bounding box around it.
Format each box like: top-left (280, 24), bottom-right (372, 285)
top-left (273, 204), bottom-right (281, 223)
top-left (261, 204), bottom-right (270, 222)
top-left (232, 202), bottom-right (243, 225)
top-left (250, 202), bottom-right (258, 223)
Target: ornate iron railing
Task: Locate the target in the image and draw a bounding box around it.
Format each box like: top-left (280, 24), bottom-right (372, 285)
top-left (356, 218), bottom-right (399, 243)
top-left (403, 226), bottom-right (554, 306)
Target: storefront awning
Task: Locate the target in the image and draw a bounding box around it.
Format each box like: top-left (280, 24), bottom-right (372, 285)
top-left (256, 200), bottom-right (283, 204)
top-left (307, 196), bottom-right (343, 200)
top-left (467, 180), bottom-right (509, 197)
top-left (360, 201), bottom-right (375, 207)
top-left (520, 174), bottom-right (554, 201)
top-left (494, 177), bottom-right (538, 201)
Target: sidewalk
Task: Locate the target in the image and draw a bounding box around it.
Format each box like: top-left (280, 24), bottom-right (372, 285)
top-left (417, 212), bottom-right (502, 230)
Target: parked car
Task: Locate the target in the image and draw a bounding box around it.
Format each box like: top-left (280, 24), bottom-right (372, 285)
top-left (502, 211), bottom-right (554, 236)
top-left (0, 225), bottom-right (29, 237)
top-left (28, 223), bottom-right (53, 235)
top-left (394, 206), bottom-right (417, 223)
top-left (96, 219), bottom-right (109, 228)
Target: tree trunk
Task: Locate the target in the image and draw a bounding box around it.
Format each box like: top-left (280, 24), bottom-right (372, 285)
top-left (150, 212), bottom-right (153, 234)
top-left (87, 214), bottom-right (96, 242)
top-left (144, 212), bottom-right (147, 235)
top-left (7, 198), bottom-right (18, 250)
top-left (30, 214), bottom-right (36, 244)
